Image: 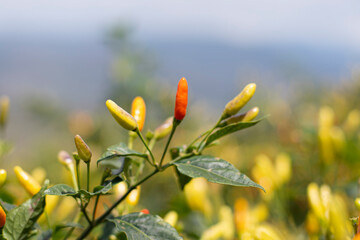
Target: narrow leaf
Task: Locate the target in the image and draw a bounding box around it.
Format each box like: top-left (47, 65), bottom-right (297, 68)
top-left (205, 119), bottom-right (262, 146)
top-left (44, 184), bottom-right (76, 196)
top-left (174, 155), bottom-right (264, 191)
top-left (97, 142), bottom-right (148, 166)
top-left (45, 182), bottom-right (113, 199)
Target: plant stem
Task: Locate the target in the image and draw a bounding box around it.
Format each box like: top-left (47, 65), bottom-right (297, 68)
top-left (44, 211), bottom-right (51, 229)
top-left (197, 117), bottom-right (223, 152)
top-left (92, 175), bottom-right (106, 221)
top-left (76, 160), bottom-right (81, 190)
top-left (92, 195), bottom-right (100, 221)
top-left (81, 207), bottom-right (92, 225)
top-left (76, 168), bottom-right (160, 240)
top-left (128, 133), bottom-right (135, 150)
top-left (148, 137), bottom-right (156, 151)
top-left (86, 162), bottom-right (90, 192)
top-left (70, 164), bottom-right (79, 191)
top-left (64, 212), bottom-right (83, 239)
top-left (135, 129), bottom-right (156, 166)
top-left (186, 130), bottom-right (210, 150)
top-left (159, 120), bottom-right (179, 167)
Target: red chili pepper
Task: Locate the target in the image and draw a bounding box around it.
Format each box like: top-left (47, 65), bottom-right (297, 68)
top-left (0, 205), bottom-right (6, 227)
top-left (174, 77), bottom-right (188, 121)
top-left (140, 209), bottom-right (150, 214)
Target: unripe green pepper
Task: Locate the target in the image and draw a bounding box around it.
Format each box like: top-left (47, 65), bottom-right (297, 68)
top-left (74, 135), bottom-right (92, 162)
top-left (224, 83), bottom-right (256, 117)
top-left (154, 117), bottom-right (173, 140)
top-left (106, 99), bottom-right (138, 131)
top-left (220, 107), bottom-right (259, 127)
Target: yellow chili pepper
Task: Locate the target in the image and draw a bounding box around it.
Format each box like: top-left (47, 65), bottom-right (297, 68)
top-left (163, 210), bottom-right (178, 227)
top-left (224, 83), bottom-right (256, 117)
top-left (154, 117), bottom-right (173, 140)
top-left (126, 186), bottom-right (140, 206)
top-left (14, 166), bottom-right (41, 196)
top-left (223, 107), bottom-right (259, 126)
top-left (38, 195), bottom-right (60, 223)
top-left (106, 99), bottom-right (138, 131)
top-left (115, 182), bottom-right (128, 199)
top-left (355, 198), bottom-right (360, 211)
top-left (58, 150), bottom-right (74, 170)
top-left (0, 96), bottom-right (9, 128)
top-left (31, 167), bottom-right (46, 185)
top-left (0, 205), bottom-right (5, 227)
top-left (131, 96), bottom-right (146, 131)
top-left (0, 169), bottom-right (6, 189)
top-left (74, 135), bottom-right (92, 162)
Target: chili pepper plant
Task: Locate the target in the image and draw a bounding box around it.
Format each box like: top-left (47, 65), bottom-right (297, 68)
top-left (0, 78), bottom-right (264, 239)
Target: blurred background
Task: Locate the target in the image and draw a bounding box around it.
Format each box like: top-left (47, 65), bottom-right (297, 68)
top-left (1, 1), bottom-right (360, 239)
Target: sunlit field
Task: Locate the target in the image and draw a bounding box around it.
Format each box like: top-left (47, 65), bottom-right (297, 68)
top-left (1, 1), bottom-right (360, 239)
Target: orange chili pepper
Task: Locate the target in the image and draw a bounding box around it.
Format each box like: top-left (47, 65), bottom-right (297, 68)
top-left (140, 209), bottom-right (149, 214)
top-left (131, 97), bottom-right (146, 131)
top-left (174, 77), bottom-right (188, 121)
top-left (0, 205), bottom-right (5, 227)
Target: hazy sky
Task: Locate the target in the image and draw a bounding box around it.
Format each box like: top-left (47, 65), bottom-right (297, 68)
top-left (1, 1), bottom-right (359, 50)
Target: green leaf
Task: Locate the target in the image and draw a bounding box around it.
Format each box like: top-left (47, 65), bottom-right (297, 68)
top-left (45, 182), bottom-right (113, 198)
top-left (97, 143), bottom-right (148, 166)
top-left (173, 155), bottom-right (264, 191)
top-left (44, 184), bottom-right (77, 196)
top-left (205, 119), bottom-right (262, 146)
top-left (78, 182), bottom-right (113, 197)
top-left (37, 230), bottom-right (52, 240)
top-left (54, 223), bottom-right (83, 232)
top-left (0, 200), bottom-right (16, 213)
top-left (108, 212), bottom-right (182, 240)
top-left (174, 168), bottom-right (192, 191)
top-left (3, 181), bottom-right (48, 240)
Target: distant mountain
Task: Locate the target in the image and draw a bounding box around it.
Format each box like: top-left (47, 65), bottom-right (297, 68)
top-left (0, 36), bottom-right (359, 110)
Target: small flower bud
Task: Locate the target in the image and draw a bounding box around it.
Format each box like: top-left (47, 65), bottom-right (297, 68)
top-left (0, 96), bottom-right (9, 128)
top-left (106, 99), bottom-right (138, 131)
top-left (224, 83), bottom-right (256, 117)
top-left (74, 135), bottom-right (92, 162)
